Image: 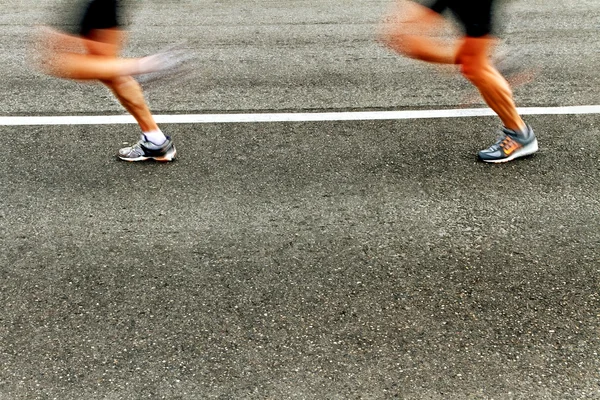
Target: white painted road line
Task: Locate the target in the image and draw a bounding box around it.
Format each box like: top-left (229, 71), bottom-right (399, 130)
top-left (1, 105), bottom-right (599, 126)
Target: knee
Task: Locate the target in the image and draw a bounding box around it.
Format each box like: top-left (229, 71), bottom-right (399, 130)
top-left (459, 58), bottom-right (488, 85)
top-left (380, 28), bottom-right (418, 58)
top-left (378, 13), bottom-right (415, 56)
top-left (101, 76), bottom-right (135, 91)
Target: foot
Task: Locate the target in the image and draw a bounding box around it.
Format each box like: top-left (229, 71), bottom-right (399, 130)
top-left (478, 125), bottom-right (538, 163)
top-left (136, 43), bottom-right (194, 86)
top-left (118, 136), bottom-right (176, 162)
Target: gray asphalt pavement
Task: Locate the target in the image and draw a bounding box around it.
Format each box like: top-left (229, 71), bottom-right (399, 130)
top-left (0, 1), bottom-right (599, 399)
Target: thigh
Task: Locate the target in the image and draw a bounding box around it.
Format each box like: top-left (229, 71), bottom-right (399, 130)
top-left (456, 35), bottom-right (495, 64)
top-left (83, 28), bottom-right (126, 57)
top-left (385, 0), bottom-right (450, 35)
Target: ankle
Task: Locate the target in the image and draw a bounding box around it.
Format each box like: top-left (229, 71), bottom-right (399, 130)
top-left (142, 129), bottom-right (167, 145)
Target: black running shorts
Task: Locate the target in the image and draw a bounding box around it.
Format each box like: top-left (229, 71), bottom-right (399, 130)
top-left (50, 0), bottom-right (122, 36)
top-left (425, 0), bottom-right (495, 37)
top-left (79, 0), bottom-right (121, 36)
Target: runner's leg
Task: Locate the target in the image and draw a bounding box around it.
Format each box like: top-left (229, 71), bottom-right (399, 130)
top-left (456, 36), bottom-right (525, 131)
top-left (38, 27), bottom-right (169, 81)
top-left (380, 0), bottom-right (458, 64)
top-left (83, 27), bottom-right (160, 133)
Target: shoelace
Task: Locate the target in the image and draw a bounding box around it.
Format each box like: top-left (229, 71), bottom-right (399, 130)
top-left (500, 136), bottom-right (519, 150)
top-left (486, 135), bottom-right (506, 151)
top-left (499, 135), bottom-right (521, 154)
top-left (125, 142), bottom-right (145, 156)
top-left (500, 136), bottom-right (513, 149)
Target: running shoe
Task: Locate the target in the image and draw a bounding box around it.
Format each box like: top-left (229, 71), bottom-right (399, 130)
top-left (118, 136), bottom-right (176, 162)
top-left (478, 125), bottom-right (538, 163)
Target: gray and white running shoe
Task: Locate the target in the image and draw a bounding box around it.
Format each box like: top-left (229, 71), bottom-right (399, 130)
top-left (118, 136), bottom-right (176, 162)
top-left (478, 125), bottom-right (538, 163)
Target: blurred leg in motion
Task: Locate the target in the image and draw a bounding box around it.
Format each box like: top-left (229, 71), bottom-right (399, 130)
top-left (380, 0), bottom-right (538, 163)
top-left (36, 0), bottom-right (176, 162)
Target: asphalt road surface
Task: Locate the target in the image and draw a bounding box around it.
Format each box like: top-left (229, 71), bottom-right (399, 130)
top-left (0, 1), bottom-right (599, 399)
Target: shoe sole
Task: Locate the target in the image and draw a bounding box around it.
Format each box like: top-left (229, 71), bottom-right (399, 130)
top-left (480, 139), bottom-right (538, 164)
top-left (118, 147), bottom-right (177, 162)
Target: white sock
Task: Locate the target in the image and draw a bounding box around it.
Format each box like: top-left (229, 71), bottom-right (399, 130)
top-left (142, 129), bottom-right (167, 145)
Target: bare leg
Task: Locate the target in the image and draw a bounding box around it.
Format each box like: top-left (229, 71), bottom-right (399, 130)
top-left (103, 76), bottom-right (159, 132)
top-left (380, 0), bottom-right (458, 64)
top-left (380, 1), bottom-right (525, 132)
top-left (37, 28), bottom-right (149, 80)
top-left (33, 24), bottom-right (175, 161)
top-left (79, 28), bottom-right (160, 132)
top-left (456, 36), bottom-right (525, 132)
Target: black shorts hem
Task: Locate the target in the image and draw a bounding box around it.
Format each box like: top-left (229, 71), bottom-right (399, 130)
top-left (79, 0), bottom-right (120, 37)
top-left (424, 0), bottom-right (494, 37)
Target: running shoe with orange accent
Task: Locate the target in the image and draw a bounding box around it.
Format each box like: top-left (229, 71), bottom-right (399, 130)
top-left (478, 125), bottom-right (538, 163)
